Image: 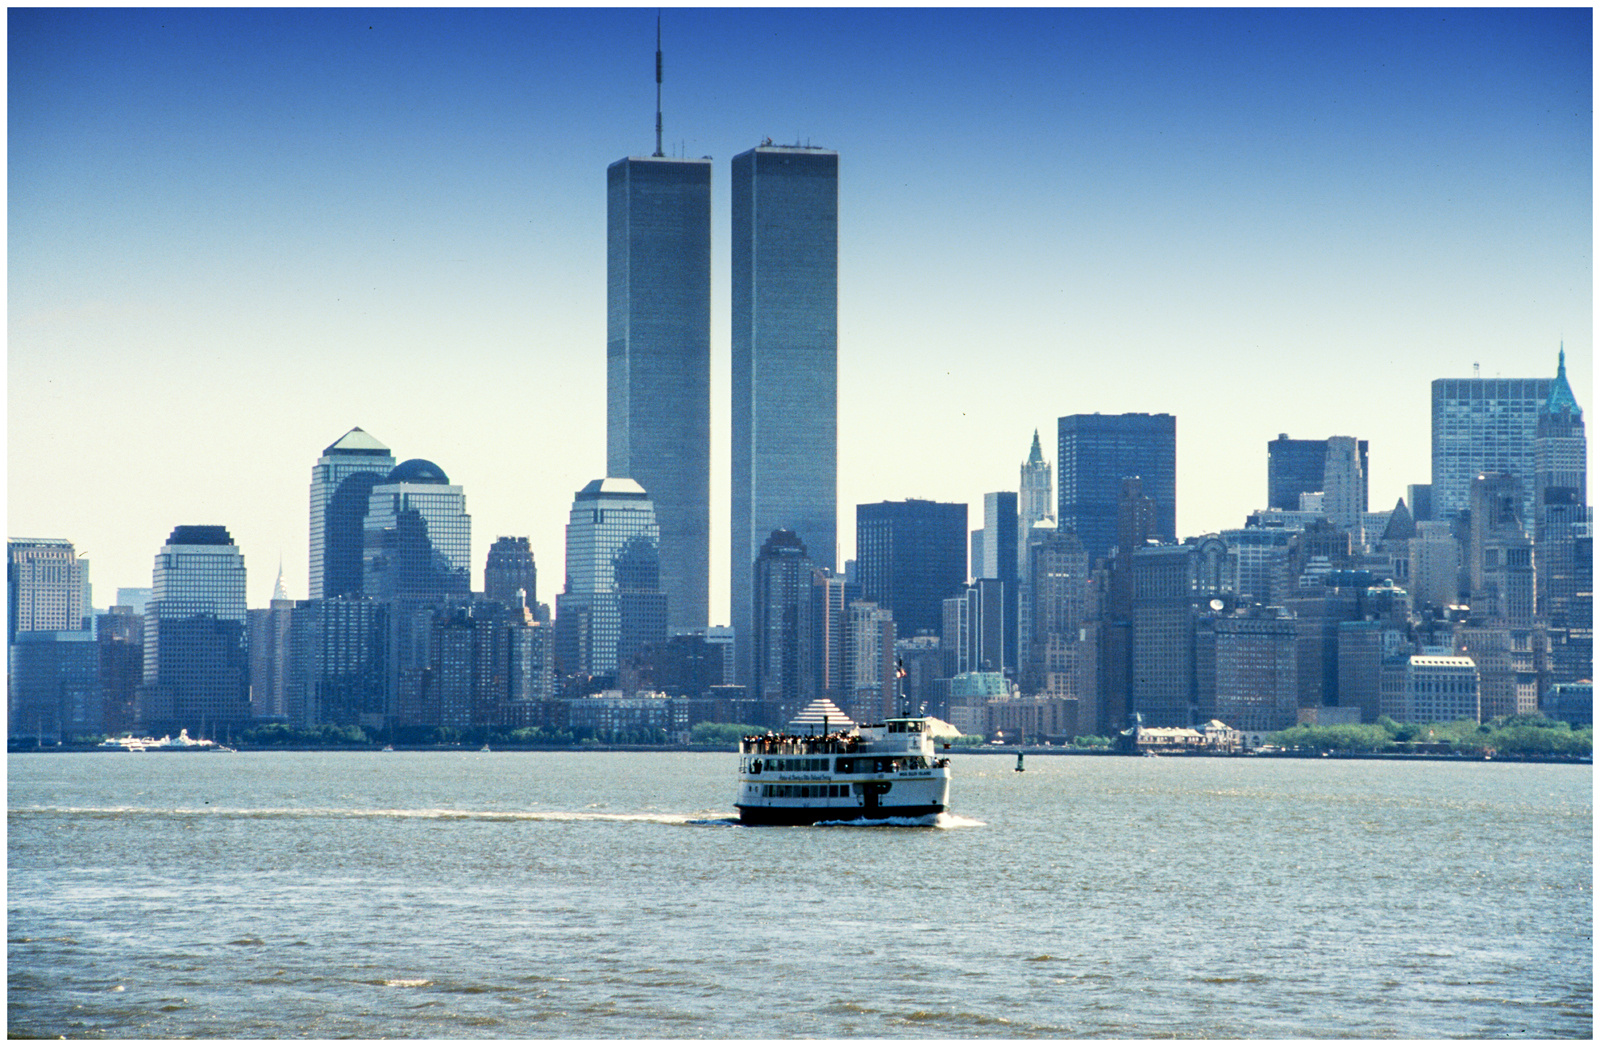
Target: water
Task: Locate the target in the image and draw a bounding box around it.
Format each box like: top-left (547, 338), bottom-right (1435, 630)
top-left (8, 750), bottom-right (1591, 1038)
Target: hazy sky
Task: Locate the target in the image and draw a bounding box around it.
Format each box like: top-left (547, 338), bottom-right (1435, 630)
top-left (9, 7), bottom-right (1592, 622)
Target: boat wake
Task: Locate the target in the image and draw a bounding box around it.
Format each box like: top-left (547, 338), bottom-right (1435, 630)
top-left (16, 805), bottom-right (734, 827)
top-left (17, 806), bottom-right (985, 829)
top-left (804, 812), bottom-right (984, 829)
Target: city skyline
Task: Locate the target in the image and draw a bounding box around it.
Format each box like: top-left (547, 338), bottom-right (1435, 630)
top-left (9, 8), bottom-right (1591, 617)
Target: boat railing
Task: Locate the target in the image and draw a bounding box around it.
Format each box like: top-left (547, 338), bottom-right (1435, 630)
top-left (740, 732), bottom-right (863, 756)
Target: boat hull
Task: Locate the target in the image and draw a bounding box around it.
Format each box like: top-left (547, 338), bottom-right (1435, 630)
top-left (735, 802), bottom-right (944, 826)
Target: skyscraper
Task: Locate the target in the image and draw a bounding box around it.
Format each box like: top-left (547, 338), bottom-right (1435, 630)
top-left (1322, 435), bottom-right (1367, 544)
top-left (607, 154), bottom-right (711, 636)
top-left (246, 568), bottom-right (295, 720)
top-left (1267, 435), bottom-right (1369, 514)
top-left (484, 536), bottom-right (539, 614)
top-left (977, 491), bottom-right (1020, 672)
top-left (1020, 430), bottom-right (1054, 532)
top-left (8, 538), bottom-right (88, 644)
top-left (362, 459), bottom-right (472, 604)
top-left (1467, 471), bottom-right (1535, 626)
top-left (1058, 413), bottom-right (1176, 564)
top-left (139, 525), bottom-right (251, 733)
top-left (1532, 349), bottom-right (1591, 683)
top-left (844, 599), bottom-right (897, 723)
top-left (309, 427), bottom-right (396, 601)
top-left (730, 142), bottom-right (839, 684)
top-left (7, 539), bottom-right (95, 742)
top-left (1431, 373), bottom-right (1553, 523)
top-left (855, 499), bottom-right (968, 640)
top-left (554, 478), bottom-right (666, 679)
top-left (750, 529), bottom-right (818, 724)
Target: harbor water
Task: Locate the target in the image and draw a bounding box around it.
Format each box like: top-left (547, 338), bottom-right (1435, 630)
top-left (8, 750), bottom-right (1591, 1038)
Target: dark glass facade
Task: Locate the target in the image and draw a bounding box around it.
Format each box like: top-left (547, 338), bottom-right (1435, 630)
top-left (751, 529), bottom-right (819, 724)
top-left (1267, 436), bottom-right (1369, 513)
top-left (554, 479), bottom-right (666, 677)
top-left (1057, 413), bottom-right (1176, 564)
top-left (607, 156), bottom-right (712, 636)
top-left (140, 526), bottom-right (251, 734)
top-left (362, 460), bottom-right (472, 604)
top-left (855, 499), bottom-right (968, 640)
top-left (309, 428), bottom-right (396, 601)
top-left (731, 145), bottom-right (839, 683)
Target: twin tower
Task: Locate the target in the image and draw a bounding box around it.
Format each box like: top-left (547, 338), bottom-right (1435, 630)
top-left (607, 144), bottom-right (839, 679)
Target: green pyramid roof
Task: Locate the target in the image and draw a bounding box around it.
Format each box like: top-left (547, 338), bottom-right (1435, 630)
top-left (1545, 348), bottom-right (1582, 419)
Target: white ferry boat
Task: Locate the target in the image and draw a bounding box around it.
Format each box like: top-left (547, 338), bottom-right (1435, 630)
top-left (97, 729), bottom-right (217, 752)
top-left (736, 716), bottom-right (953, 825)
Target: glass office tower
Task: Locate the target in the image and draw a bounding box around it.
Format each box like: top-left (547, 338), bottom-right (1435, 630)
top-left (309, 427), bottom-right (396, 600)
top-left (555, 478), bottom-right (666, 678)
top-left (730, 143), bottom-right (839, 683)
top-left (607, 155), bottom-right (711, 636)
top-left (1057, 413), bottom-right (1177, 564)
top-left (361, 459), bottom-right (472, 603)
top-left (1432, 375), bottom-right (1554, 524)
top-left (140, 525), bottom-right (251, 733)
top-left (855, 499), bottom-right (968, 640)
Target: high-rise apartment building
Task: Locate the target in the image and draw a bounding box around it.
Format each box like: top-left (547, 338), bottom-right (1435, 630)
top-left (730, 143), bottom-right (838, 684)
top-left (1432, 372), bottom-right (1553, 523)
top-left (855, 499), bottom-right (967, 640)
top-left (139, 525), bottom-right (251, 733)
top-left (309, 427), bottom-right (396, 601)
top-left (1058, 413), bottom-right (1176, 564)
top-left (554, 478), bottom-right (666, 679)
top-left (607, 155), bottom-right (712, 636)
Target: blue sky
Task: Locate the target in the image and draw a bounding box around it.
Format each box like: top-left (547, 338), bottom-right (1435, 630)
top-left (9, 7), bottom-right (1592, 618)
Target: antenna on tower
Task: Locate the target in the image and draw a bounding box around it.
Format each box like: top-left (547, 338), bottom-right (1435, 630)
top-left (653, 12), bottom-right (664, 157)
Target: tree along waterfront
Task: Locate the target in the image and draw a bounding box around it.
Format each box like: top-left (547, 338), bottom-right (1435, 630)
top-left (1267, 713), bottom-right (1591, 758)
top-left (32, 715), bottom-right (1591, 758)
